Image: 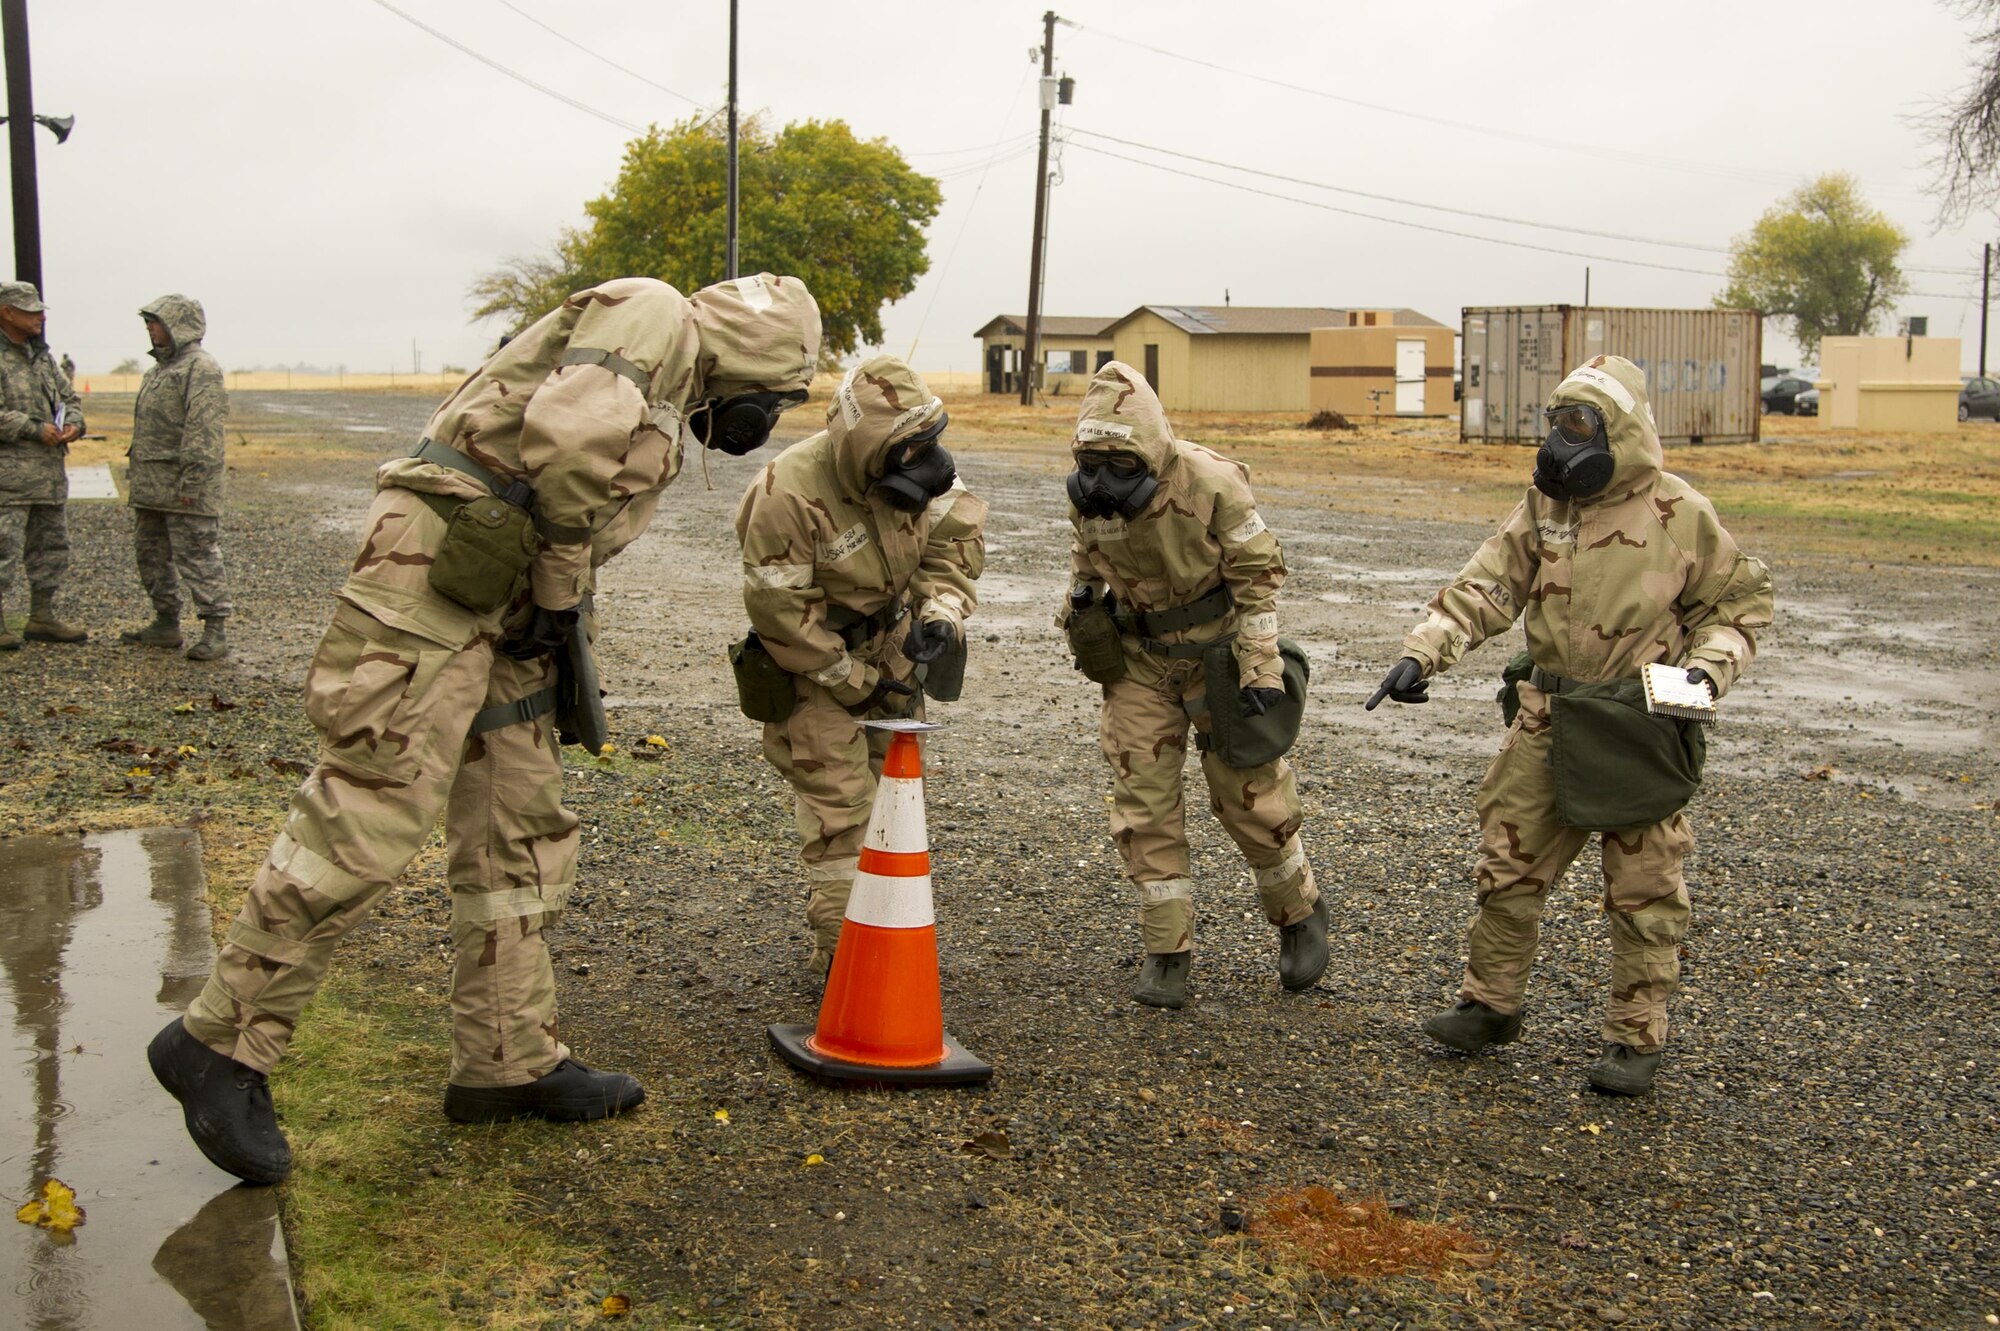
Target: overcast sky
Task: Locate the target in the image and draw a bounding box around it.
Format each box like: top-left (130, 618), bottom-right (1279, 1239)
top-left (24, 1), bottom-right (1996, 379)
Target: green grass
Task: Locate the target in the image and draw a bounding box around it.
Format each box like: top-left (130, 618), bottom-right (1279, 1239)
top-left (277, 972), bottom-right (693, 1330)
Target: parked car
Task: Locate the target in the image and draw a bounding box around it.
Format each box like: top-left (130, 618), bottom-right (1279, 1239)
top-left (1795, 386), bottom-right (1819, 417)
top-left (1761, 375), bottom-right (1816, 414)
top-left (1959, 375), bottom-right (2000, 421)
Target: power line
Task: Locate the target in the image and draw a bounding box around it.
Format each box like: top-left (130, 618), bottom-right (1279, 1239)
top-left (365, 0), bottom-right (643, 134)
top-left (492, 0), bottom-right (708, 109)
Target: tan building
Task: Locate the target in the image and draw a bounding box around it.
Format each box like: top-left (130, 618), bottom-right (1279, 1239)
top-left (1816, 334), bottom-right (1962, 431)
top-left (972, 315), bottom-right (1116, 396)
top-left (1308, 311), bottom-right (1457, 418)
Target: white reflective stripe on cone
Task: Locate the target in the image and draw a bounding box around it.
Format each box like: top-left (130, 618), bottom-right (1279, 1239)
top-left (862, 776), bottom-right (928, 854)
top-left (845, 871), bottom-right (936, 930)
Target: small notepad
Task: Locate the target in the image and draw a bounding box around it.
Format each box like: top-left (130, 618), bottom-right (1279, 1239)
top-left (1642, 662), bottom-right (1718, 724)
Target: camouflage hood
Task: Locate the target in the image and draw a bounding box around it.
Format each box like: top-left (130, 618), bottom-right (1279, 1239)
top-left (1072, 361), bottom-right (1175, 476)
top-left (1546, 354), bottom-right (1661, 504)
top-left (688, 273), bottom-right (821, 402)
top-left (825, 356), bottom-right (945, 498)
top-left (141, 293), bottom-right (206, 361)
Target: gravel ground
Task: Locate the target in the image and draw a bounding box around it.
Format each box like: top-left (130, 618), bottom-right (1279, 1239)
top-left (2, 393), bottom-right (1994, 1330)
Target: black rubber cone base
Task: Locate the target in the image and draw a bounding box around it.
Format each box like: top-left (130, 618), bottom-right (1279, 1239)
top-left (768, 1023), bottom-right (993, 1087)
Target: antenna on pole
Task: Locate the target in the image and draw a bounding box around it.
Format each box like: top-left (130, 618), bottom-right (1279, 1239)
top-left (725, 0), bottom-right (739, 281)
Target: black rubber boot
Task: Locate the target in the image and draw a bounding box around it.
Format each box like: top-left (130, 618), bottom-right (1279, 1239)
top-left (1278, 895), bottom-right (1330, 992)
top-left (147, 1019), bottom-right (292, 1185)
top-left (1587, 1043), bottom-right (1662, 1096)
top-left (120, 611), bottom-right (184, 648)
top-left (1421, 999), bottom-right (1524, 1053)
top-left (443, 1058), bottom-right (646, 1124)
top-left (1131, 952), bottom-right (1191, 1010)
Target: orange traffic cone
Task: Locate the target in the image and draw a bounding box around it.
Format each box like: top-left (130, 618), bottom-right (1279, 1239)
top-left (769, 720), bottom-right (992, 1085)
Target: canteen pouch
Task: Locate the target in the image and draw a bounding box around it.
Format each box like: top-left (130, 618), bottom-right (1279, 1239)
top-left (1497, 649), bottom-right (1534, 728)
top-left (427, 495), bottom-right (539, 615)
top-left (1203, 636), bottom-right (1310, 768)
top-left (730, 631), bottom-right (797, 723)
top-left (1549, 678), bottom-right (1708, 831)
top-left (1066, 600), bottom-right (1127, 685)
top-left (918, 632), bottom-right (969, 703)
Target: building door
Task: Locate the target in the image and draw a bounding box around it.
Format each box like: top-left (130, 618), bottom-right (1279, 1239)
top-left (1143, 344), bottom-right (1159, 393)
top-left (986, 344), bottom-right (1005, 394)
top-left (1395, 338), bottom-right (1426, 414)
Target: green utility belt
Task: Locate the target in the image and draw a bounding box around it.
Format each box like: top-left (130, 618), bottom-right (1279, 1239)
top-left (825, 601), bottom-right (907, 650)
top-left (1527, 663), bottom-right (1708, 831)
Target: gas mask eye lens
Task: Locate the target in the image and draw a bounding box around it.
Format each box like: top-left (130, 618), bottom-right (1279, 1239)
top-left (1077, 450), bottom-right (1146, 478)
top-left (1545, 404), bottom-right (1602, 446)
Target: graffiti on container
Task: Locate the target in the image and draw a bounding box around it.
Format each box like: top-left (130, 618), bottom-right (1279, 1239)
top-left (1632, 359), bottom-right (1729, 395)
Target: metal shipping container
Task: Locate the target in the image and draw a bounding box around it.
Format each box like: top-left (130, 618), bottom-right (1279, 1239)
top-left (1460, 306), bottom-right (1762, 445)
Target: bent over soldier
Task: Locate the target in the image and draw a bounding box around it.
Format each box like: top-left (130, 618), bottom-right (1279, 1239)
top-left (150, 274), bottom-right (821, 1183)
top-left (121, 294), bottom-right (233, 661)
top-left (1059, 361), bottom-right (1327, 1010)
top-left (735, 356), bottom-right (985, 976)
top-left (1368, 354), bottom-right (1773, 1096)
top-left (0, 281), bottom-right (86, 650)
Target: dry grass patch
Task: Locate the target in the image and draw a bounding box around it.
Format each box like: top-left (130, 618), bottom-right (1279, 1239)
top-left (1250, 1185), bottom-right (1498, 1285)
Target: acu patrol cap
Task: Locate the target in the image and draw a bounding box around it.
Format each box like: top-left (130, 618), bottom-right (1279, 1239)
top-left (0, 281), bottom-right (46, 312)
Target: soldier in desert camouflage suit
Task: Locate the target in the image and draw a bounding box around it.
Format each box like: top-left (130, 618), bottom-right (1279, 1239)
top-left (735, 356), bottom-right (986, 976)
top-left (150, 274), bottom-right (821, 1184)
top-left (1058, 361), bottom-right (1328, 1010)
top-left (0, 281), bottom-right (87, 650)
top-left (120, 294), bottom-right (233, 661)
top-left (1370, 355), bottom-right (1773, 1096)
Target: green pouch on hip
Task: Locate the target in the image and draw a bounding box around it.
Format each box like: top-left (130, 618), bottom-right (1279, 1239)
top-left (1549, 679), bottom-right (1708, 831)
top-left (1497, 649), bottom-right (1534, 728)
top-left (1202, 636), bottom-right (1310, 768)
top-left (1066, 601), bottom-right (1127, 684)
top-left (918, 632), bottom-right (969, 703)
top-left (427, 495), bottom-right (539, 615)
top-left (730, 631), bottom-right (797, 723)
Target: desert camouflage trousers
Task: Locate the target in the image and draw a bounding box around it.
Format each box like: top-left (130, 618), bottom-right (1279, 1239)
top-left (1098, 651), bottom-right (1318, 955)
top-left (184, 488), bottom-right (578, 1086)
top-left (0, 502), bottom-right (69, 605)
top-left (132, 507), bottom-right (232, 621)
top-left (759, 626), bottom-right (923, 971)
top-left (1460, 682), bottom-right (1693, 1052)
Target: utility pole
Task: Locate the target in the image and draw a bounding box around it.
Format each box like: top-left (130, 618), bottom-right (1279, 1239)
top-left (1020, 10), bottom-right (1058, 405)
top-left (2, 0), bottom-right (42, 292)
top-left (725, 0), bottom-right (739, 281)
top-left (1583, 266), bottom-right (1591, 308)
top-left (1982, 242), bottom-right (1991, 379)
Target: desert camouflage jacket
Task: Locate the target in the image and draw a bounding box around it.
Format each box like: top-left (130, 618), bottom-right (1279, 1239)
top-left (736, 357), bottom-right (986, 695)
top-left (129, 294), bottom-right (229, 516)
top-left (0, 332), bottom-right (84, 507)
top-left (1401, 355), bottom-right (1774, 697)
top-left (376, 273), bottom-right (819, 613)
top-left (1063, 361), bottom-right (1287, 688)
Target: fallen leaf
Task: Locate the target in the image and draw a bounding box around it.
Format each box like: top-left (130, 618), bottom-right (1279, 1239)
top-left (171, 701), bottom-right (195, 715)
top-left (644, 735), bottom-right (667, 748)
top-left (597, 743), bottom-right (617, 758)
top-left (1803, 764), bottom-right (1837, 781)
top-left (267, 757), bottom-right (309, 778)
top-left (127, 766), bottom-right (152, 778)
top-left (601, 1294), bottom-right (631, 1318)
top-left (15, 1179), bottom-right (84, 1233)
top-left (1580, 1123), bottom-right (1603, 1136)
top-left (176, 745), bottom-right (199, 756)
top-left (1558, 1231), bottom-right (1589, 1250)
top-left (803, 1153), bottom-right (825, 1167)
top-left (962, 1129), bottom-right (1013, 1160)
top-left (208, 693), bottom-right (237, 711)
top-left (713, 1109), bottom-right (730, 1125)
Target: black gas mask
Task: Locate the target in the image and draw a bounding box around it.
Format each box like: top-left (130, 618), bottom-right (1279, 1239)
top-left (873, 416), bottom-right (957, 513)
top-left (1533, 401), bottom-right (1616, 500)
top-left (688, 389), bottom-right (807, 456)
top-left (1066, 449), bottom-right (1159, 519)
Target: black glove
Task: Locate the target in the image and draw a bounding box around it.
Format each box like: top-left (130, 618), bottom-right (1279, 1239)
top-left (499, 605), bottom-right (578, 661)
top-left (1685, 666), bottom-right (1714, 695)
top-left (1363, 657), bottom-right (1429, 710)
top-left (844, 674), bottom-right (917, 717)
top-left (1239, 686), bottom-right (1285, 717)
top-left (903, 617), bottom-right (958, 664)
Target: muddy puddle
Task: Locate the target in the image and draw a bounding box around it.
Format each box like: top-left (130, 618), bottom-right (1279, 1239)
top-left (0, 829), bottom-right (297, 1331)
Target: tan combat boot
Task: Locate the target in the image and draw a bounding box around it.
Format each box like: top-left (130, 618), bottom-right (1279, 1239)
top-left (23, 594), bottom-right (86, 644)
top-left (185, 617), bottom-right (229, 662)
top-left (120, 610), bottom-right (184, 648)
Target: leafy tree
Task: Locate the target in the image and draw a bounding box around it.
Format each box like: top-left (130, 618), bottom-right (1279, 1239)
top-left (1717, 174), bottom-right (1909, 362)
top-left (470, 116), bottom-right (940, 359)
top-left (1927, 0), bottom-right (2000, 225)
